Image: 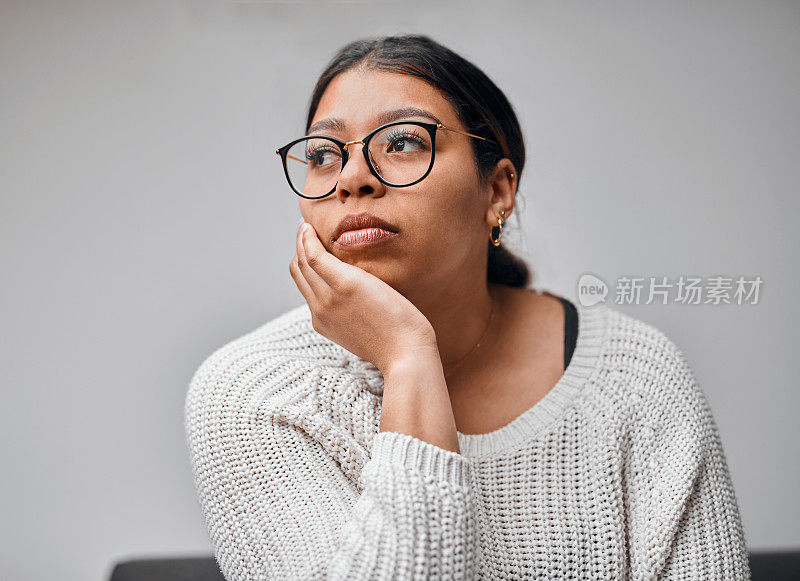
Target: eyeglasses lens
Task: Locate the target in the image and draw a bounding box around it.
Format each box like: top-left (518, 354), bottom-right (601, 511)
top-left (284, 123), bottom-right (433, 198)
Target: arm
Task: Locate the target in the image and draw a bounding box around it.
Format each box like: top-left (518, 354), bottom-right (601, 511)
top-left (184, 354), bottom-right (480, 581)
top-left (379, 348), bottom-right (462, 454)
top-left (657, 414), bottom-right (751, 580)
top-left (624, 338), bottom-right (750, 580)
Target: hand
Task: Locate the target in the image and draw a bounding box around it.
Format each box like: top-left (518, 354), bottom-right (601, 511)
top-left (289, 221), bottom-right (437, 374)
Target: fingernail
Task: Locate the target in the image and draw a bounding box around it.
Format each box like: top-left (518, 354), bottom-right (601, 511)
top-left (301, 222), bottom-right (308, 233)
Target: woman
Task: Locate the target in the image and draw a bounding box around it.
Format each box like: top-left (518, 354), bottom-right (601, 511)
top-left (184, 34), bottom-right (750, 580)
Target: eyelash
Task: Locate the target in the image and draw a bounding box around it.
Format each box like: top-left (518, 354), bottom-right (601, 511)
top-left (384, 128), bottom-right (426, 146)
top-left (303, 125), bottom-right (429, 164)
top-left (305, 144), bottom-right (337, 158)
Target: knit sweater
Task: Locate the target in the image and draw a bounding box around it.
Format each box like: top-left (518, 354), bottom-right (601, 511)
top-left (184, 299), bottom-right (750, 580)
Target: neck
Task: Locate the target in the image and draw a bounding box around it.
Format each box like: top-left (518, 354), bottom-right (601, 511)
top-left (405, 280), bottom-right (509, 381)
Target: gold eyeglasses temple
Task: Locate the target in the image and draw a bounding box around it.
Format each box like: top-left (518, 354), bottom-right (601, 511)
top-left (274, 122), bottom-right (495, 165)
top-left (276, 149), bottom-right (308, 165)
top-left (436, 123), bottom-right (492, 142)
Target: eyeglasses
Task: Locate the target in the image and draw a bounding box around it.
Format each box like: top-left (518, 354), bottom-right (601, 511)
top-left (275, 120), bottom-right (496, 199)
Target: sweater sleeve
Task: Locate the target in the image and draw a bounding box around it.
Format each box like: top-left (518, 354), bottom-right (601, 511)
top-left (624, 336), bottom-right (750, 580)
top-left (184, 353), bottom-right (480, 581)
top-left (657, 413), bottom-right (751, 580)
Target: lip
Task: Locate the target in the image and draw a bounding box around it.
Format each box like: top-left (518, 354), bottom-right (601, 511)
top-left (334, 227), bottom-right (399, 249)
top-left (333, 212), bottom-right (399, 243)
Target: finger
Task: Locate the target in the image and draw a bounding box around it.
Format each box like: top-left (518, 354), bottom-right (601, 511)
top-left (296, 222), bottom-right (328, 296)
top-left (301, 222), bottom-right (356, 288)
top-left (289, 253), bottom-right (314, 302)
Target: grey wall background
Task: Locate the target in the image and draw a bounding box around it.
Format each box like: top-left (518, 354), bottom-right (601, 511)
top-left (1, 1), bottom-right (797, 579)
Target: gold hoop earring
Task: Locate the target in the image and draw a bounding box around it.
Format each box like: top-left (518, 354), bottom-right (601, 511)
top-left (490, 210), bottom-right (506, 247)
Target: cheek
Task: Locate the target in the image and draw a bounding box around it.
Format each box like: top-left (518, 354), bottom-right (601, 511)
top-left (427, 174), bottom-right (482, 233)
top-left (430, 153), bottom-right (482, 209)
top-left (423, 155), bottom-right (480, 208)
top-left (298, 201), bottom-right (312, 222)
top-left (400, 183), bottom-right (481, 261)
top-left (401, 178), bottom-right (474, 237)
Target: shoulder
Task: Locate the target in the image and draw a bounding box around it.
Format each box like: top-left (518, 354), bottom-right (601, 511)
top-left (604, 306), bottom-right (723, 469)
top-left (186, 303), bottom-right (310, 393)
top-left (583, 304), bottom-right (714, 439)
top-left (184, 304), bottom-right (324, 408)
top-left (184, 301), bottom-right (384, 420)
top-left (607, 306), bottom-right (702, 393)
top-left (184, 303), bottom-right (383, 486)
top-left (187, 302), bottom-right (352, 389)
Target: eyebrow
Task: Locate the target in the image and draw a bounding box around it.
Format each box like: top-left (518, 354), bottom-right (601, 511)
top-left (306, 107), bottom-right (444, 136)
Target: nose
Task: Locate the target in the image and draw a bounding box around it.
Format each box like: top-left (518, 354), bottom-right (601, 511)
top-left (334, 141), bottom-right (383, 201)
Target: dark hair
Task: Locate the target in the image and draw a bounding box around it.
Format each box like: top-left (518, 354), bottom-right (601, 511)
top-left (305, 34), bottom-right (533, 288)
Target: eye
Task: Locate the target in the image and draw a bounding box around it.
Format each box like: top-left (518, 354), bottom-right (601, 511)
top-left (305, 143), bottom-right (340, 168)
top-left (384, 129), bottom-right (427, 153)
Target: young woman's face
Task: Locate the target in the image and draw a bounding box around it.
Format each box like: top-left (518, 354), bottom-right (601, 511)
top-left (299, 68), bottom-right (497, 297)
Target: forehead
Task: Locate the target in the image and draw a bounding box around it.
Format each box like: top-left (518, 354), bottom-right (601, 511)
top-left (310, 69), bottom-right (462, 136)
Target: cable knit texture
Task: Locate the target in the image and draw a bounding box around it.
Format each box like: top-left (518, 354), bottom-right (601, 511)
top-left (184, 299), bottom-right (750, 580)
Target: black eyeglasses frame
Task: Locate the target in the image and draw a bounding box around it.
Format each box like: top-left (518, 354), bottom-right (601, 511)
top-left (275, 120), bottom-right (496, 200)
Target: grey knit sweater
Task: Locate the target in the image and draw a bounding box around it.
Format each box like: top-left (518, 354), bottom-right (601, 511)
top-left (184, 300), bottom-right (750, 580)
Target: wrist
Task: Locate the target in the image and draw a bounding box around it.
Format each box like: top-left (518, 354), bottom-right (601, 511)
top-left (381, 344), bottom-right (442, 379)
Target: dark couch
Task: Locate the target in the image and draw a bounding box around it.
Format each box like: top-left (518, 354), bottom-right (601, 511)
top-left (108, 550), bottom-right (800, 580)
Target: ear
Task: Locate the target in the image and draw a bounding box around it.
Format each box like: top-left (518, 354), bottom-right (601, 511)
top-left (484, 159), bottom-right (518, 228)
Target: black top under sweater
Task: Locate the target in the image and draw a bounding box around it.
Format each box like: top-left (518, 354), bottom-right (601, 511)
top-left (557, 296), bottom-right (579, 371)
